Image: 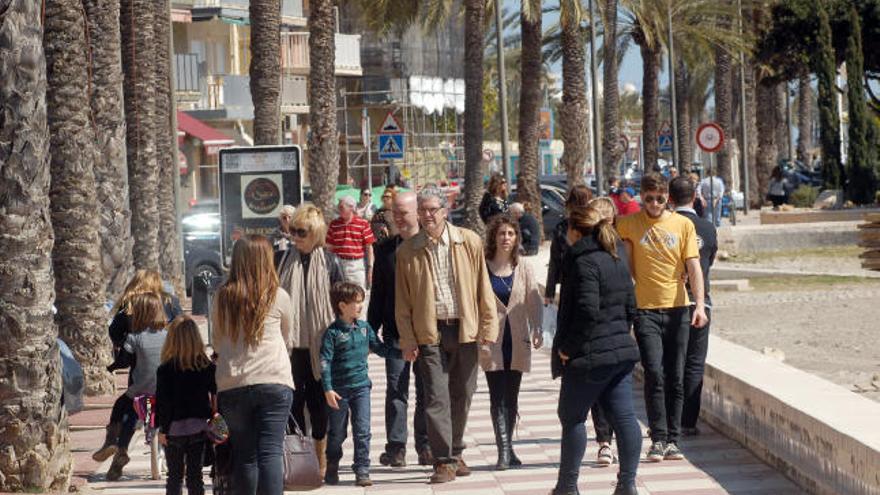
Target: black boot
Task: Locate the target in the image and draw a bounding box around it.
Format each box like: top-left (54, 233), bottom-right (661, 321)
top-left (324, 460), bottom-right (339, 485)
top-left (491, 405), bottom-right (511, 470)
top-left (507, 405), bottom-right (522, 467)
top-left (612, 483), bottom-right (638, 495)
top-left (92, 423), bottom-right (121, 462)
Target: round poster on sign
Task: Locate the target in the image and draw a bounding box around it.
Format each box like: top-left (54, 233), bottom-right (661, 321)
top-left (242, 175), bottom-right (282, 218)
top-left (696, 123), bottom-right (724, 153)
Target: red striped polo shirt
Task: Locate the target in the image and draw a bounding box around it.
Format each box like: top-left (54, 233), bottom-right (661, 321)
top-left (326, 215), bottom-right (376, 260)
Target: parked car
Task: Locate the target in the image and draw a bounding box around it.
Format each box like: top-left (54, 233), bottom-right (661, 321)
top-left (449, 183), bottom-right (566, 237)
top-left (181, 211), bottom-right (223, 296)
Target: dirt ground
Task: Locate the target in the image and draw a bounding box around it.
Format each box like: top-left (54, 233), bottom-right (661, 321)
top-left (711, 247), bottom-right (880, 402)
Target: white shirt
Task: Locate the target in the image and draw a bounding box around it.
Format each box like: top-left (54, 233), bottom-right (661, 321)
top-left (700, 176), bottom-right (725, 202)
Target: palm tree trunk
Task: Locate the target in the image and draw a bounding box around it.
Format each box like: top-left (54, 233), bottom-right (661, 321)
top-left (46, 0), bottom-right (116, 397)
top-left (517, 4), bottom-right (542, 229)
top-left (121, 0), bottom-right (160, 270)
top-left (602, 0), bottom-right (622, 177)
top-left (714, 47), bottom-right (733, 186)
top-left (462, 0), bottom-right (487, 233)
top-left (0, 1), bottom-right (71, 490)
top-left (756, 80), bottom-right (778, 201)
top-left (676, 57), bottom-right (692, 170)
top-left (154, 0), bottom-right (184, 295)
top-left (744, 58), bottom-right (760, 207)
top-left (796, 71), bottom-right (812, 163)
top-left (640, 41), bottom-right (660, 171)
top-left (83, 0), bottom-right (133, 299)
top-left (775, 82), bottom-right (789, 162)
top-left (251, 0), bottom-right (281, 145)
top-left (560, 17), bottom-right (589, 187)
top-left (307, 0), bottom-right (339, 217)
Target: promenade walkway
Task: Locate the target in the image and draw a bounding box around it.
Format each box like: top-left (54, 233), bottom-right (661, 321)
top-left (70, 349), bottom-right (803, 494)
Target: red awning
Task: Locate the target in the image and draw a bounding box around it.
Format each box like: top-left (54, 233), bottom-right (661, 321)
top-left (177, 111), bottom-right (234, 155)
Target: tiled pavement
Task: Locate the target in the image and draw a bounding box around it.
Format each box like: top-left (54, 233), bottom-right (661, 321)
top-left (73, 349), bottom-right (804, 494)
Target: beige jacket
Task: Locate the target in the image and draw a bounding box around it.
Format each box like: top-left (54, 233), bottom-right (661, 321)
top-left (395, 223), bottom-right (499, 348)
top-left (479, 262), bottom-right (543, 373)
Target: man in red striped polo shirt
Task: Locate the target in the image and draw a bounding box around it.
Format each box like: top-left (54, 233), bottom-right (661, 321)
top-left (327, 196), bottom-right (376, 289)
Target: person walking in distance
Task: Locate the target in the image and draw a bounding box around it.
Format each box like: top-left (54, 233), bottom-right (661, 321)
top-left (667, 177), bottom-right (717, 436)
top-left (277, 204), bottom-right (343, 476)
top-left (616, 173), bottom-right (708, 462)
top-left (326, 196), bottom-right (375, 290)
top-left (480, 216), bottom-right (543, 470)
top-left (367, 191), bottom-right (431, 467)
top-left (395, 184), bottom-right (498, 483)
top-left (552, 205), bottom-right (642, 495)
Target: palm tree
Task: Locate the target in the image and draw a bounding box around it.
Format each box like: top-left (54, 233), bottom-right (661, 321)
top-left (121, 0), bottom-right (160, 270)
top-left (155, 0), bottom-right (184, 295)
top-left (308, 0), bottom-right (339, 217)
top-left (83, 0), bottom-right (133, 299)
top-left (557, 0), bottom-right (590, 187)
top-left (251, 0), bottom-right (282, 145)
top-left (602, 0), bottom-right (623, 177)
top-left (0, 1), bottom-right (71, 491)
top-left (714, 46), bottom-right (733, 183)
top-left (517, 0), bottom-right (543, 229)
top-left (621, 1), bottom-right (663, 170)
top-left (675, 58), bottom-right (693, 168)
top-left (796, 71), bottom-right (812, 163)
top-left (755, 79), bottom-right (780, 198)
top-left (45, 0), bottom-right (116, 397)
top-left (462, 0), bottom-right (488, 232)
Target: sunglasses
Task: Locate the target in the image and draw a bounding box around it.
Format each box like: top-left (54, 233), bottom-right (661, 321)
top-left (291, 227), bottom-right (310, 238)
top-left (642, 194), bottom-right (667, 205)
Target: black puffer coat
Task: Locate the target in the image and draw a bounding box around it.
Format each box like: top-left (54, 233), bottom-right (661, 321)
top-left (551, 234), bottom-right (639, 378)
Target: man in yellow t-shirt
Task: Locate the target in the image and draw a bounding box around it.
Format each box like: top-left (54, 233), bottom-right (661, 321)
top-left (616, 173), bottom-right (708, 464)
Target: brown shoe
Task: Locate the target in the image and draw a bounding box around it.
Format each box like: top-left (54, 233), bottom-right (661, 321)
top-left (429, 463), bottom-right (457, 484)
top-left (417, 449), bottom-right (434, 466)
top-left (455, 458), bottom-right (471, 477)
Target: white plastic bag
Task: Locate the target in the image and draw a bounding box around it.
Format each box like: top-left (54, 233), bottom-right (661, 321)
top-left (542, 304), bottom-right (558, 343)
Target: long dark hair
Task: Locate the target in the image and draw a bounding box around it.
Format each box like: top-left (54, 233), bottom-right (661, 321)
top-left (484, 215), bottom-right (520, 266)
top-left (568, 205), bottom-right (620, 259)
top-left (565, 184), bottom-right (593, 214)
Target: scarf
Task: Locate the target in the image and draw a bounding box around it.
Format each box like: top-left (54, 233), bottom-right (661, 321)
top-left (279, 246), bottom-right (335, 380)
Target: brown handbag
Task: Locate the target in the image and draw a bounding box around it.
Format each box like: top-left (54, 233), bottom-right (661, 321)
top-left (283, 416), bottom-right (323, 490)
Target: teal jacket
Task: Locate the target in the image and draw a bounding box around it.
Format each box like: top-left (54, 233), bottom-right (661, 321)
top-left (320, 318), bottom-right (398, 392)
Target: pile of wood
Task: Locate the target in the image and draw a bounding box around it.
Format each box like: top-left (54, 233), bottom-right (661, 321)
top-left (859, 213), bottom-right (880, 271)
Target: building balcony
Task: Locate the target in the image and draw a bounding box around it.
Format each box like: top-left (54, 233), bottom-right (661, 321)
top-left (281, 32), bottom-right (362, 77)
top-left (192, 0), bottom-right (305, 26)
top-left (282, 75), bottom-right (309, 114)
top-left (174, 53), bottom-right (202, 102)
top-left (178, 71), bottom-right (309, 120)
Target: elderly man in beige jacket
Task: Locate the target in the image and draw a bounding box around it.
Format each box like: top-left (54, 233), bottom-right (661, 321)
top-left (395, 184), bottom-right (498, 484)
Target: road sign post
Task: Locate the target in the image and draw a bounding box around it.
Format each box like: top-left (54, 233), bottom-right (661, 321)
top-left (696, 122), bottom-right (727, 226)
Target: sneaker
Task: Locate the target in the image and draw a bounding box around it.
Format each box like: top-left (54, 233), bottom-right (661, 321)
top-left (664, 442), bottom-right (684, 460)
top-left (646, 441), bottom-right (665, 462)
top-left (429, 463), bottom-right (456, 484)
top-left (355, 472), bottom-right (373, 487)
top-left (455, 457), bottom-right (471, 477)
top-left (597, 444), bottom-right (614, 466)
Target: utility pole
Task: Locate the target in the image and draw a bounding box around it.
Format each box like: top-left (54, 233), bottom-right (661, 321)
top-left (495, 0), bottom-right (512, 183)
top-left (667, 1), bottom-right (680, 172)
top-left (737, 0), bottom-right (750, 215)
top-left (588, 0), bottom-right (604, 194)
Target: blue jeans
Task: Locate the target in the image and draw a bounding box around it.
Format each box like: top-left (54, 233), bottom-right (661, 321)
top-left (326, 385), bottom-right (371, 474)
top-left (219, 384), bottom-right (293, 495)
top-left (555, 362), bottom-right (642, 493)
top-left (384, 340), bottom-right (429, 454)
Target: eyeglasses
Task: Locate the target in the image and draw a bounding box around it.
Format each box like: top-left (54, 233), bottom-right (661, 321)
top-left (291, 227), bottom-right (310, 238)
top-left (418, 206), bottom-right (444, 217)
top-left (362, 192), bottom-right (372, 196)
top-left (642, 194), bottom-right (667, 205)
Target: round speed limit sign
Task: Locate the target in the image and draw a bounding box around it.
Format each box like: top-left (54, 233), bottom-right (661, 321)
top-left (696, 123), bottom-right (725, 153)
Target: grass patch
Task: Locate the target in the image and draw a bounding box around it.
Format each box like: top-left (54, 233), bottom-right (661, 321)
top-left (729, 246), bottom-right (863, 263)
top-left (749, 274), bottom-right (880, 291)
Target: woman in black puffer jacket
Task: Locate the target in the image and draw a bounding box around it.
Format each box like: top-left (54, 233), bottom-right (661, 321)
top-left (551, 205), bottom-right (641, 495)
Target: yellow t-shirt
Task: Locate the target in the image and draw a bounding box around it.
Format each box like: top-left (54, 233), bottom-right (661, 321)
top-left (616, 210), bottom-right (699, 309)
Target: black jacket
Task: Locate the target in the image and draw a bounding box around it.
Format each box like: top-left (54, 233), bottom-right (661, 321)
top-left (155, 360), bottom-right (217, 435)
top-left (479, 193), bottom-right (509, 223)
top-left (367, 235), bottom-right (403, 341)
top-left (675, 208), bottom-right (717, 307)
top-left (518, 213), bottom-right (541, 255)
top-left (107, 299), bottom-right (183, 373)
top-left (552, 235), bottom-right (640, 378)
top-left (545, 219), bottom-right (569, 300)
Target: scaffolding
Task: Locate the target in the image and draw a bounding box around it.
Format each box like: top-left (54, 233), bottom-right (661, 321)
top-left (339, 85), bottom-right (465, 190)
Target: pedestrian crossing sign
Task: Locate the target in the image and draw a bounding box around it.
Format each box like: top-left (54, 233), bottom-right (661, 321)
top-left (658, 133), bottom-right (674, 153)
top-left (378, 134), bottom-right (405, 160)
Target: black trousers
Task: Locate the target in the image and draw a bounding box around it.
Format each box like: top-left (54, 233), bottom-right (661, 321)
top-left (384, 339), bottom-right (429, 454)
top-left (290, 349), bottom-right (328, 439)
top-left (591, 402), bottom-right (615, 443)
top-left (417, 323), bottom-right (478, 464)
top-left (165, 433), bottom-right (207, 495)
top-left (634, 307), bottom-right (690, 444)
top-left (682, 307), bottom-right (711, 428)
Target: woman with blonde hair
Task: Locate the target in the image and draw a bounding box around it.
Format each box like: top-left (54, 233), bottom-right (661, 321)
top-left (156, 315), bottom-right (216, 495)
top-left (214, 235), bottom-right (293, 494)
top-left (480, 216), bottom-right (543, 470)
top-left (277, 203), bottom-right (342, 475)
top-left (552, 206), bottom-right (641, 495)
